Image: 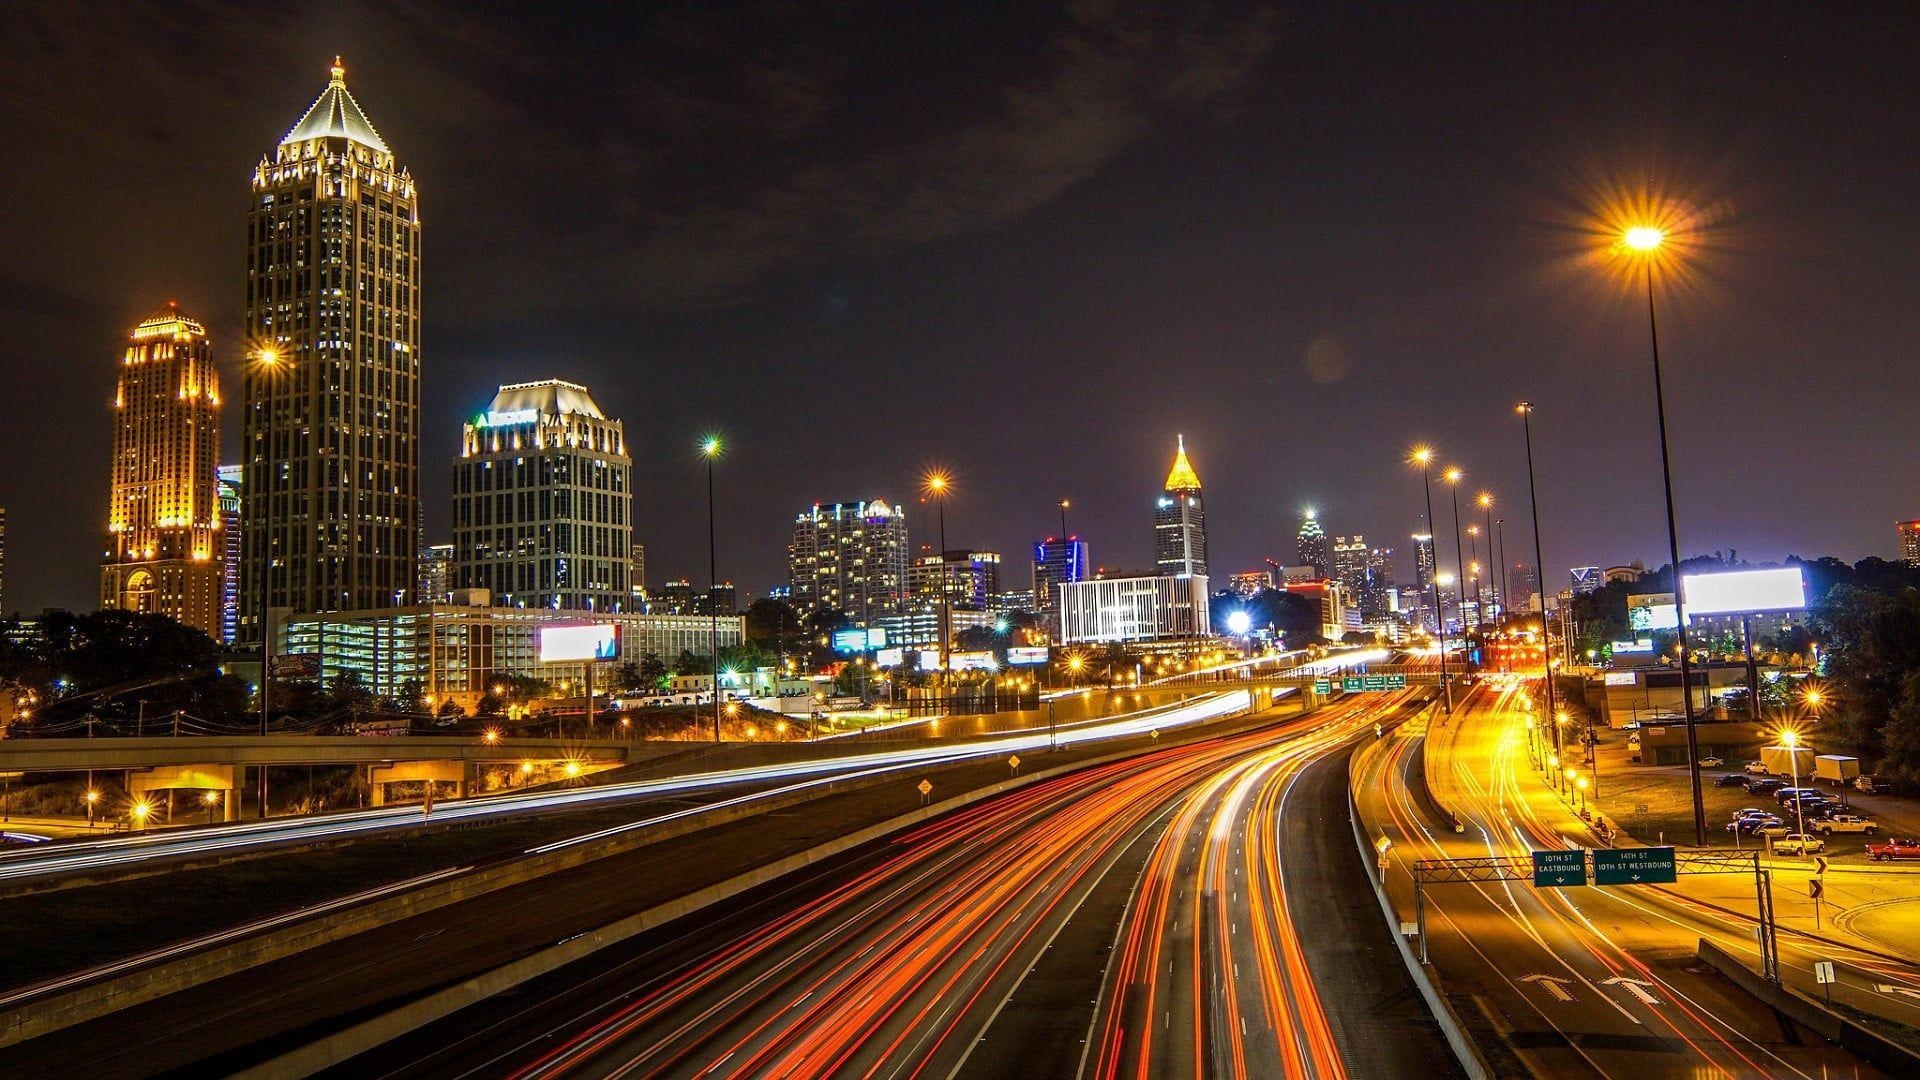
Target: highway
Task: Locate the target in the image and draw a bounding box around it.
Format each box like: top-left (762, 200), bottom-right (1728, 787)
top-left (1357, 683), bottom-right (1913, 1077)
top-left (327, 692), bottom-right (1453, 1078)
top-left (0, 692), bottom-right (1251, 887)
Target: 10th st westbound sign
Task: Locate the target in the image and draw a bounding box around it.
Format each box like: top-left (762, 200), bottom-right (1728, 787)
top-left (1529, 846), bottom-right (1678, 888)
top-left (1313, 674), bottom-right (1409, 694)
top-left (1593, 846), bottom-right (1678, 885)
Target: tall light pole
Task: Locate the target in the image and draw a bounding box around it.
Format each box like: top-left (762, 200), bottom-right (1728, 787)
top-left (1623, 221), bottom-right (1705, 847)
top-left (1058, 498), bottom-right (1070, 539)
top-left (702, 434), bottom-right (724, 743)
top-left (252, 347), bottom-right (283, 822)
top-left (1517, 402), bottom-right (1559, 759)
top-left (924, 472), bottom-right (952, 689)
top-left (1409, 447), bottom-right (1452, 713)
top-left (1465, 522), bottom-right (1483, 630)
top-left (1477, 492), bottom-right (1497, 622)
top-left (1444, 466), bottom-right (1471, 646)
top-left (1495, 517), bottom-right (1508, 624)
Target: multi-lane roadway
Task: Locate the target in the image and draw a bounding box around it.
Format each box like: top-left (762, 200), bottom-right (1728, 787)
top-left (1358, 683), bottom-right (1915, 1077)
top-left (327, 691), bottom-right (1454, 1079)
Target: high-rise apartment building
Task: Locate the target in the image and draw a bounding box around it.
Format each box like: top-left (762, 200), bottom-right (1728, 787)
top-left (788, 500), bottom-right (910, 625)
top-left (453, 381), bottom-right (631, 612)
top-left (1154, 436), bottom-right (1207, 578)
top-left (100, 305), bottom-right (224, 637)
top-left (1032, 535), bottom-right (1090, 617)
top-left (1296, 512), bottom-right (1328, 578)
top-left (630, 542), bottom-right (647, 600)
top-left (1899, 520), bottom-right (1920, 567)
top-left (911, 549), bottom-right (1002, 611)
top-left (218, 465), bottom-right (243, 642)
top-left (418, 542), bottom-right (453, 604)
top-left (655, 579), bottom-right (735, 616)
top-left (243, 60), bottom-right (421, 644)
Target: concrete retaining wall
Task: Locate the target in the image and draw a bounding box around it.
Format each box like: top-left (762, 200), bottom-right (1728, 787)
top-left (1347, 735), bottom-right (1492, 1080)
top-left (1695, 937), bottom-right (1920, 1075)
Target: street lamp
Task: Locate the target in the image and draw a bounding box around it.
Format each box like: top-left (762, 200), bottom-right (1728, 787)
top-left (252, 346), bottom-right (284, 745)
top-left (1575, 775), bottom-right (1589, 814)
top-left (1781, 727), bottom-right (1808, 840)
top-left (1617, 218), bottom-right (1706, 847)
top-left (1409, 446), bottom-right (1452, 713)
top-left (1444, 466), bottom-right (1473, 639)
top-left (923, 470), bottom-right (953, 691)
top-left (1477, 492), bottom-right (1497, 622)
top-left (85, 788), bottom-right (100, 828)
top-left (702, 434), bottom-right (724, 743)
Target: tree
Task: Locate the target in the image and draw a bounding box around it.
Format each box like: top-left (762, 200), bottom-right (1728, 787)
top-left (744, 598), bottom-right (808, 656)
top-left (636, 652), bottom-right (669, 692)
top-left (673, 649), bottom-right (709, 676)
top-left (1812, 584), bottom-right (1920, 769)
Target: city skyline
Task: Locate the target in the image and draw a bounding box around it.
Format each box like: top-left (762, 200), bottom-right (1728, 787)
top-left (6, 6), bottom-right (1920, 613)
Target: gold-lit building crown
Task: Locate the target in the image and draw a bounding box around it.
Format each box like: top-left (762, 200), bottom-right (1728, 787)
top-left (1164, 434), bottom-right (1202, 492)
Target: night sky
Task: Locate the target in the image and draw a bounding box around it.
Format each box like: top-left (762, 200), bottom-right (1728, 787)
top-left (4, 2), bottom-right (1918, 614)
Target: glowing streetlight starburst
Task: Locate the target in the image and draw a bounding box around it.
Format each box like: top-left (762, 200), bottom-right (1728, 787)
top-left (700, 434), bottom-right (724, 459)
top-left (1624, 225), bottom-right (1665, 252)
top-left (1408, 445), bottom-right (1434, 468)
top-left (921, 469), bottom-right (952, 500)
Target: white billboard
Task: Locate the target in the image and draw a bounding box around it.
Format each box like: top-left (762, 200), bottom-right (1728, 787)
top-left (1627, 593), bottom-right (1679, 631)
top-left (1681, 568), bottom-right (1805, 616)
top-left (538, 623), bottom-right (621, 663)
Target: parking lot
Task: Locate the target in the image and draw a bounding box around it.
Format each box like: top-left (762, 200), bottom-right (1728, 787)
top-left (1576, 727), bottom-right (1920, 862)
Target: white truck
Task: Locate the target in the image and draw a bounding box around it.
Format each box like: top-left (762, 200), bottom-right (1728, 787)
top-left (1814, 754), bottom-right (1861, 786)
top-left (1761, 745), bottom-right (1816, 778)
top-left (1816, 814), bottom-right (1878, 835)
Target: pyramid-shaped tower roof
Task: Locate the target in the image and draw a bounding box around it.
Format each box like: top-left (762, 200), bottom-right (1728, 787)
top-left (1164, 435), bottom-right (1202, 492)
top-left (281, 58), bottom-right (389, 153)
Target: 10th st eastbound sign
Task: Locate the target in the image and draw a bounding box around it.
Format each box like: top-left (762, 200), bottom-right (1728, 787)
top-left (1532, 846), bottom-right (1677, 888)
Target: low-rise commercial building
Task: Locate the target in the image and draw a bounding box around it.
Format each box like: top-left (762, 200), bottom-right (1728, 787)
top-left (284, 601), bottom-right (743, 709)
top-left (1057, 574), bottom-right (1209, 644)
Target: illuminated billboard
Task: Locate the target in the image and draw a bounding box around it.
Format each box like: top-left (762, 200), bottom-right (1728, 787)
top-left (1681, 568), bottom-right (1806, 616)
top-left (1627, 593), bottom-right (1679, 631)
top-left (831, 627), bottom-right (890, 653)
top-left (949, 651), bottom-right (997, 671)
top-left (1006, 646), bottom-right (1050, 666)
top-left (874, 647), bottom-right (905, 668)
top-left (538, 623), bottom-right (621, 662)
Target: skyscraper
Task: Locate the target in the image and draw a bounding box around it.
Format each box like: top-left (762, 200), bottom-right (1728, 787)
top-left (1899, 520), bottom-right (1920, 567)
top-left (1296, 512), bottom-right (1328, 578)
top-left (100, 304), bottom-right (224, 637)
top-left (1331, 535), bottom-right (1368, 598)
top-left (243, 59), bottom-right (420, 644)
top-left (1032, 535), bottom-right (1090, 619)
top-left (1411, 533), bottom-right (1436, 590)
top-left (788, 500), bottom-right (910, 625)
top-left (1365, 544), bottom-right (1396, 620)
top-left (218, 465), bottom-right (243, 643)
top-left (453, 381), bottom-right (631, 612)
top-left (912, 548), bottom-right (1002, 610)
top-left (418, 542), bottom-right (454, 604)
top-left (1154, 436), bottom-right (1207, 578)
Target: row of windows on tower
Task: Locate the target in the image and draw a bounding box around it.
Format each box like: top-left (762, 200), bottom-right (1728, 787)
top-left (454, 490), bottom-right (627, 529)
top-left (456, 457), bottom-right (627, 494)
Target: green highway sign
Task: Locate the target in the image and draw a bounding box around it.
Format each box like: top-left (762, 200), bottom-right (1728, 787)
top-left (1592, 846), bottom-right (1677, 885)
top-left (1336, 674), bottom-right (1408, 693)
top-left (1313, 679), bottom-right (1332, 695)
top-left (1531, 849), bottom-right (1586, 887)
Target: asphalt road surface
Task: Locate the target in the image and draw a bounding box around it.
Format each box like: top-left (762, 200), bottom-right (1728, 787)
top-left (332, 691), bottom-right (1453, 1079)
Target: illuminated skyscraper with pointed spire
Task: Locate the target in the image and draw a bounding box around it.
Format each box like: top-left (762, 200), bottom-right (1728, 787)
top-left (1154, 436), bottom-right (1207, 578)
top-left (101, 304), bottom-right (224, 635)
top-left (242, 59), bottom-right (420, 643)
top-left (1296, 512), bottom-right (1328, 578)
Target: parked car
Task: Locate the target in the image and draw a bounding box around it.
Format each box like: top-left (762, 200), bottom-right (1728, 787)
top-left (1699, 756), bottom-right (1725, 768)
top-left (1733, 807), bottom-right (1773, 819)
top-left (1772, 833), bottom-right (1827, 856)
top-left (1775, 787), bottom-right (1822, 804)
top-left (1744, 760), bottom-right (1770, 775)
top-left (1746, 778), bottom-right (1785, 795)
top-left (1756, 820), bottom-right (1795, 838)
top-left (1715, 773), bottom-right (1748, 787)
top-left (1729, 816), bottom-right (1784, 836)
top-left (1867, 838), bottom-right (1920, 861)
top-left (1817, 815), bottom-right (1879, 836)
top-left (1855, 775), bottom-right (1878, 794)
